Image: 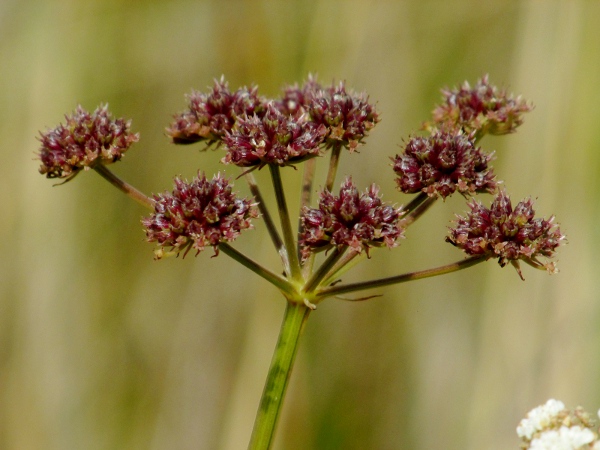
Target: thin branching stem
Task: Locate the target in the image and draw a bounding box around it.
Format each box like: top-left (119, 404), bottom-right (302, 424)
top-left (94, 164), bottom-right (154, 209)
top-left (320, 250), bottom-right (364, 287)
top-left (325, 142), bottom-right (342, 192)
top-left (269, 165), bottom-right (302, 281)
top-left (244, 171), bottom-right (289, 273)
top-left (245, 171), bottom-right (284, 250)
top-left (297, 157), bottom-right (316, 267)
top-left (402, 192), bottom-right (429, 216)
top-left (219, 243), bottom-right (294, 296)
top-left (315, 255), bottom-right (487, 300)
top-left (400, 195), bottom-right (438, 228)
top-left (301, 251), bottom-right (316, 281)
top-left (303, 247), bottom-right (346, 294)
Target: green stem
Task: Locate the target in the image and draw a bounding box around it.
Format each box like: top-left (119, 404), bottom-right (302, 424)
top-left (248, 301), bottom-right (311, 450)
top-left (298, 157), bottom-right (316, 268)
top-left (325, 142), bottom-right (342, 192)
top-left (269, 165), bottom-right (301, 281)
top-left (402, 192), bottom-right (428, 215)
top-left (315, 255), bottom-right (487, 300)
top-left (473, 131), bottom-right (484, 144)
top-left (244, 171), bottom-right (288, 273)
top-left (303, 247), bottom-right (346, 294)
top-left (220, 243), bottom-right (294, 297)
top-left (93, 164), bottom-right (154, 210)
top-left (321, 250), bottom-right (364, 287)
top-left (400, 193), bottom-right (437, 228)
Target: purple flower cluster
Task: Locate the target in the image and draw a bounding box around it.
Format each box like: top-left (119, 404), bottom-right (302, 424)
top-left (142, 173), bottom-right (258, 258)
top-left (167, 76), bottom-right (379, 168)
top-left (392, 132), bottom-right (497, 199)
top-left (35, 73), bottom-right (565, 291)
top-left (166, 76), bottom-right (266, 146)
top-left (38, 105), bottom-right (138, 180)
top-left (222, 105), bottom-right (327, 168)
top-left (427, 75), bottom-right (532, 137)
top-left (446, 190), bottom-right (564, 277)
top-left (276, 75), bottom-right (322, 118)
top-left (299, 177), bottom-right (404, 260)
top-left (306, 81), bottom-right (379, 151)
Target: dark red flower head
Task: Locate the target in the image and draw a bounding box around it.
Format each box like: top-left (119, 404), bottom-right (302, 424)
top-left (166, 76), bottom-right (266, 146)
top-left (392, 131), bottom-right (497, 199)
top-left (307, 81), bottom-right (379, 151)
top-left (425, 75), bottom-right (532, 138)
top-left (446, 190), bottom-right (565, 278)
top-left (299, 177), bottom-right (404, 260)
top-left (275, 74), bottom-right (322, 118)
top-left (142, 172), bottom-right (258, 259)
top-left (37, 104), bottom-right (138, 180)
top-left (222, 104), bottom-right (327, 168)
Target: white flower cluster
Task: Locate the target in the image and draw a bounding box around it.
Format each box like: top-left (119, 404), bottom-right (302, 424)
top-left (529, 426), bottom-right (595, 449)
top-left (517, 399), bottom-right (600, 450)
top-left (518, 399), bottom-right (567, 440)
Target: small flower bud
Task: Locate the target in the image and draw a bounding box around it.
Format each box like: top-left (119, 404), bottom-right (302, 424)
top-left (222, 104), bottom-right (327, 168)
top-left (142, 172), bottom-right (258, 258)
top-left (447, 190), bottom-right (565, 278)
top-left (299, 177), bottom-right (404, 260)
top-left (37, 105), bottom-right (138, 180)
top-left (425, 75), bottom-right (533, 138)
top-left (392, 132), bottom-right (497, 199)
top-left (307, 80), bottom-right (379, 151)
top-left (167, 76), bottom-right (266, 146)
top-left (275, 74), bottom-right (322, 118)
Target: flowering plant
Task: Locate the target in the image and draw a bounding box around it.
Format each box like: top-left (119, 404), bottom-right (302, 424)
top-left (517, 399), bottom-right (600, 449)
top-left (37, 75), bottom-right (564, 449)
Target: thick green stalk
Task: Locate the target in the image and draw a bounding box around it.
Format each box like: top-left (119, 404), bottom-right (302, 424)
top-left (248, 301), bottom-right (311, 450)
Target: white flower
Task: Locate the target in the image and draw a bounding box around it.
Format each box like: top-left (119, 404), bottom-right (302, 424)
top-left (529, 426), bottom-right (595, 449)
top-left (517, 399), bottom-right (566, 440)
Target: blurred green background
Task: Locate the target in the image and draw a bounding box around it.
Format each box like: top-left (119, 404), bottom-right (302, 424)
top-left (2, 1), bottom-right (599, 449)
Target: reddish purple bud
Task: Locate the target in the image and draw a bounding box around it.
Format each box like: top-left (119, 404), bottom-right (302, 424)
top-left (37, 105), bottom-right (138, 180)
top-left (446, 190), bottom-right (565, 278)
top-left (299, 177), bottom-right (404, 260)
top-left (142, 172), bottom-right (258, 259)
top-left (166, 76), bottom-right (266, 146)
top-left (392, 132), bottom-right (497, 199)
top-left (275, 74), bottom-right (322, 118)
top-left (222, 104), bottom-right (327, 168)
top-left (426, 75), bottom-right (533, 138)
top-left (307, 80), bottom-right (379, 152)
